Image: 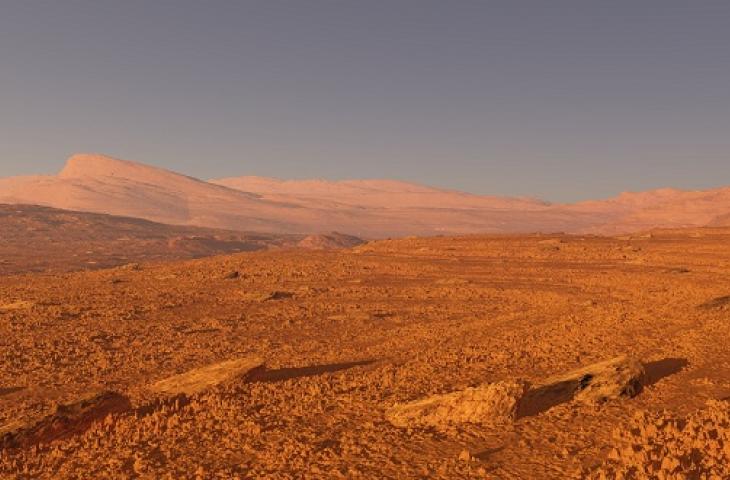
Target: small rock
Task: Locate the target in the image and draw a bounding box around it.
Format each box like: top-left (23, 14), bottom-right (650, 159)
top-left (264, 291), bottom-right (294, 301)
top-left (458, 449), bottom-right (472, 462)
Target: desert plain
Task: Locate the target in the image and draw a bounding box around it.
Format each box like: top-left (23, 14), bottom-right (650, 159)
top-left (2, 226), bottom-right (730, 479)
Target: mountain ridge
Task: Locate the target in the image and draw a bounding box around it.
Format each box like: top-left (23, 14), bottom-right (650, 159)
top-left (1, 153), bottom-right (729, 237)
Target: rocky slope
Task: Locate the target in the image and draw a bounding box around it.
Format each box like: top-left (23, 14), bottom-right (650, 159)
top-left (0, 204), bottom-right (357, 275)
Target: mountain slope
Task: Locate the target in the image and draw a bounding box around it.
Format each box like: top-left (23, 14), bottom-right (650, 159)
top-left (212, 176), bottom-right (548, 210)
top-left (0, 154), bottom-right (343, 234)
top-left (1, 153), bottom-right (729, 237)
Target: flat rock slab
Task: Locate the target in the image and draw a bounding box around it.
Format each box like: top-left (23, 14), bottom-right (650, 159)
top-left (1, 391), bottom-right (131, 449)
top-left (386, 381), bottom-right (527, 429)
top-left (0, 301), bottom-right (33, 311)
top-left (149, 356), bottom-right (264, 397)
top-left (388, 356), bottom-right (646, 429)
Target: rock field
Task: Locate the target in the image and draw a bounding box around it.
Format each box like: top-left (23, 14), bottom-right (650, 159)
top-left (2, 229), bottom-right (730, 478)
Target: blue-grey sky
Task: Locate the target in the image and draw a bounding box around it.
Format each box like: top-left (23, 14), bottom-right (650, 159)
top-left (1, 1), bottom-right (729, 201)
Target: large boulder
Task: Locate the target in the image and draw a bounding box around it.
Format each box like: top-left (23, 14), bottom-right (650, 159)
top-left (149, 356), bottom-right (264, 397)
top-left (543, 355), bottom-right (645, 404)
top-left (386, 380), bottom-right (527, 429)
top-left (387, 356), bottom-right (646, 429)
top-left (1, 391), bottom-right (131, 449)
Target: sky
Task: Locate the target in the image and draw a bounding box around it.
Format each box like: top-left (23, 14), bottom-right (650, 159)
top-left (0, 1), bottom-right (729, 202)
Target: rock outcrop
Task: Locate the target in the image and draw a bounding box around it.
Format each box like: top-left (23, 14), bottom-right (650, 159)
top-left (386, 381), bottom-right (527, 429)
top-left (387, 356), bottom-right (646, 429)
top-left (149, 357), bottom-right (264, 397)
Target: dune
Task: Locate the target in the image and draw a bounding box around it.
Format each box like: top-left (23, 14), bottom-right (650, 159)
top-left (1, 153), bottom-right (730, 237)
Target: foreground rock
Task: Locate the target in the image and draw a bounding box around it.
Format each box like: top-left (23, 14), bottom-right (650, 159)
top-left (388, 356), bottom-right (645, 429)
top-left (149, 356), bottom-right (264, 397)
top-left (1, 358), bottom-right (265, 450)
top-left (543, 355), bottom-right (645, 405)
top-left (386, 381), bottom-right (527, 429)
top-left (517, 355), bottom-right (646, 418)
top-left (0, 392), bottom-right (130, 449)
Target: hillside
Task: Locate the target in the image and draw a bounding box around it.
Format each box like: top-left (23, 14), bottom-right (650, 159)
top-left (1, 154), bottom-right (729, 237)
top-left (0, 204), bottom-right (361, 275)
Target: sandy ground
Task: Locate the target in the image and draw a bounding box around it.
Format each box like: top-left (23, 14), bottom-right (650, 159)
top-left (2, 229), bottom-right (730, 478)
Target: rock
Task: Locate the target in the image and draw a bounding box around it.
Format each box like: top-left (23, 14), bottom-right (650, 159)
top-left (388, 356), bottom-right (645, 430)
top-left (0, 300), bottom-right (33, 311)
top-left (264, 291), bottom-right (294, 301)
top-left (118, 262), bottom-right (142, 271)
top-left (699, 295), bottom-right (730, 310)
top-left (538, 355), bottom-right (645, 405)
top-left (149, 356), bottom-right (264, 397)
top-left (386, 380), bottom-right (527, 429)
top-left (0, 391), bottom-right (131, 449)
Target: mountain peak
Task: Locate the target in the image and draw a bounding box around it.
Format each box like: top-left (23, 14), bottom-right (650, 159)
top-left (59, 153), bottom-right (142, 178)
top-left (58, 153), bottom-right (204, 186)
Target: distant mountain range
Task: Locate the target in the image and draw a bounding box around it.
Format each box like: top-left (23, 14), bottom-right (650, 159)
top-left (1, 153), bottom-right (729, 237)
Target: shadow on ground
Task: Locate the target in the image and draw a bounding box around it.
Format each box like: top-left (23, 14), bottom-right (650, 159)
top-left (644, 358), bottom-right (688, 387)
top-left (0, 387), bottom-right (25, 397)
top-left (698, 295), bottom-right (730, 310)
top-left (248, 360), bottom-right (376, 383)
top-left (516, 379), bottom-right (581, 419)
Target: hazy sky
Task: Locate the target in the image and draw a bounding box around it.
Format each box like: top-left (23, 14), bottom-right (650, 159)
top-left (1, 1), bottom-right (729, 201)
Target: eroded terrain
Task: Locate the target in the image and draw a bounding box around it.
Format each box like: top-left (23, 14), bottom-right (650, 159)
top-left (2, 230), bottom-right (730, 478)
top-left (0, 204), bottom-right (361, 275)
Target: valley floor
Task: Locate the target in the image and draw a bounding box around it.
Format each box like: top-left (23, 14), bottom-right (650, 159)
top-left (2, 230), bottom-right (730, 478)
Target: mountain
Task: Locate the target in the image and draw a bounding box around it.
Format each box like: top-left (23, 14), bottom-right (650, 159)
top-left (0, 154), bottom-right (351, 234)
top-left (564, 187), bottom-right (730, 234)
top-left (708, 212), bottom-right (730, 227)
top-left (1, 153), bottom-right (729, 237)
top-left (211, 176), bottom-right (548, 210)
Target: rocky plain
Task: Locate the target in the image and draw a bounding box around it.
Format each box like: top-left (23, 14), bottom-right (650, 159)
top-left (2, 225), bottom-right (730, 478)
top-left (4, 0), bottom-right (730, 476)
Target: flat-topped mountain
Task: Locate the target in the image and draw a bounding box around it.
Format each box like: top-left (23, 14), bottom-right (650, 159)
top-left (212, 175), bottom-right (548, 210)
top-left (1, 153), bottom-right (729, 237)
